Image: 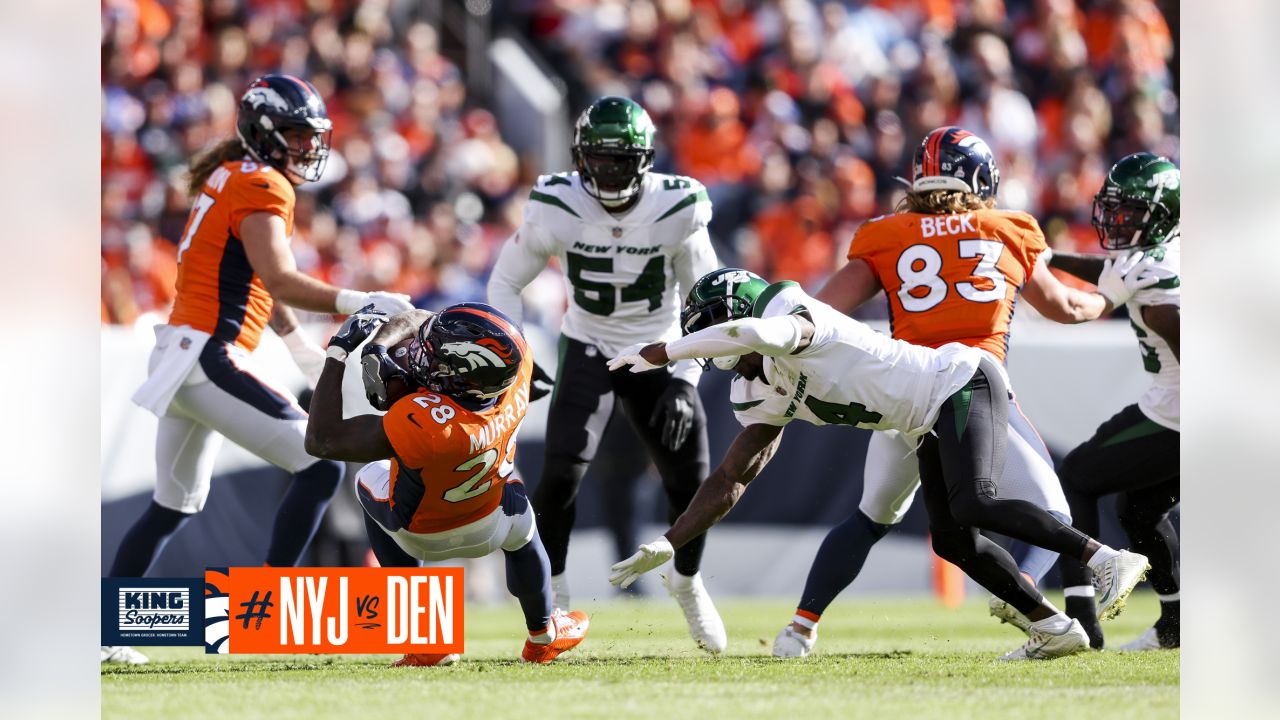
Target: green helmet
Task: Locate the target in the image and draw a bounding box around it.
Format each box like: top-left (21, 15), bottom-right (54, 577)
top-left (1092, 152), bottom-right (1180, 251)
top-left (680, 268), bottom-right (771, 335)
top-left (572, 96), bottom-right (656, 207)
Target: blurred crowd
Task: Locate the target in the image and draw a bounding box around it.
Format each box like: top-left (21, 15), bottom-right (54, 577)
top-left (102, 0), bottom-right (1178, 326)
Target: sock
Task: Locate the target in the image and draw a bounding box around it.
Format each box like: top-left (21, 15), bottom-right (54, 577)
top-left (1086, 545), bottom-right (1121, 571)
top-left (528, 623), bottom-right (555, 645)
top-left (667, 569), bottom-right (698, 590)
top-left (1063, 587), bottom-right (1103, 649)
top-left (1030, 612), bottom-right (1072, 635)
top-left (109, 501), bottom-right (193, 576)
top-left (265, 459), bottom-right (343, 567)
top-left (1154, 599), bottom-right (1180, 646)
top-left (792, 609), bottom-right (819, 634)
top-left (506, 531), bottom-right (553, 635)
top-left (796, 511), bottom-right (893, 617)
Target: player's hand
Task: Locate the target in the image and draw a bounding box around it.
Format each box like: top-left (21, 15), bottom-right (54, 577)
top-left (361, 345), bottom-right (407, 412)
top-left (609, 536), bottom-right (675, 588)
top-left (328, 305), bottom-right (388, 357)
top-left (1096, 251), bottom-right (1159, 308)
top-left (529, 362), bottom-right (554, 402)
top-left (650, 379), bottom-right (697, 451)
top-left (282, 328), bottom-right (326, 386)
top-left (608, 342), bottom-right (669, 373)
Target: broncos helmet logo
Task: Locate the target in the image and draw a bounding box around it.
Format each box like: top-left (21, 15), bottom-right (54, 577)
top-left (243, 86), bottom-right (291, 114)
top-left (436, 341), bottom-right (510, 373)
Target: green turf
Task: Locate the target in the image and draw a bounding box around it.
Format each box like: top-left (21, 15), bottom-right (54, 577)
top-left (102, 592), bottom-right (1178, 720)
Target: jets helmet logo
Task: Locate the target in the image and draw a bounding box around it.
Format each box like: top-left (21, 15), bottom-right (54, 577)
top-left (437, 341), bottom-right (508, 372)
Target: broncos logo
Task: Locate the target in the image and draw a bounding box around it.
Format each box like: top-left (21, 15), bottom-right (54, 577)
top-left (437, 341), bottom-right (510, 372)
top-left (244, 86), bottom-right (291, 113)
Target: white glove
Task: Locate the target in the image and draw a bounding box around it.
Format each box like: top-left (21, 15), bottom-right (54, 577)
top-left (608, 535), bottom-right (674, 588)
top-left (282, 327), bottom-right (326, 386)
top-left (1095, 251), bottom-right (1159, 307)
top-left (607, 342), bottom-right (668, 374)
top-left (335, 289), bottom-right (414, 316)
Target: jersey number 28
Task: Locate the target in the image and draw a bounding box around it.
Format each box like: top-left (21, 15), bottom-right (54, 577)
top-left (443, 419), bottom-right (524, 503)
top-left (896, 240), bottom-right (1007, 312)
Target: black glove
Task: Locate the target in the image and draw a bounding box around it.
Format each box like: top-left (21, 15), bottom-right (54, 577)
top-left (360, 344), bottom-right (408, 411)
top-left (328, 305), bottom-right (387, 355)
top-left (529, 362), bottom-right (554, 402)
top-left (649, 378), bottom-right (697, 451)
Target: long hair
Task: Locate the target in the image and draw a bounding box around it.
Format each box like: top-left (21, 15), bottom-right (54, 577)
top-left (185, 138), bottom-right (248, 198)
top-left (897, 190), bottom-right (997, 214)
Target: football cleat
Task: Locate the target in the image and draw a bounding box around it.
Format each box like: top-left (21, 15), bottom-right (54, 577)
top-left (521, 609), bottom-right (590, 664)
top-left (1092, 551), bottom-right (1150, 621)
top-left (101, 646), bottom-right (149, 665)
top-left (997, 620), bottom-right (1090, 661)
top-left (393, 652), bottom-right (460, 667)
top-left (1116, 627), bottom-right (1178, 652)
top-left (772, 625), bottom-right (816, 658)
top-left (663, 571), bottom-right (727, 654)
top-left (988, 596), bottom-right (1032, 635)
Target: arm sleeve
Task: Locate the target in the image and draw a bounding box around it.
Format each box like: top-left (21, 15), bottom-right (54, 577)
top-left (670, 225), bottom-right (721, 386)
top-left (486, 222), bottom-right (554, 327)
top-left (665, 315), bottom-right (805, 361)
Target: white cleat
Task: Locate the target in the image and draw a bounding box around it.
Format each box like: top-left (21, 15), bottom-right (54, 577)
top-left (1117, 627), bottom-right (1174, 652)
top-left (988, 596), bottom-right (1032, 635)
top-left (998, 620), bottom-right (1090, 661)
top-left (772, 625), bottom-right (816, 658)
top-left (1092, 551), bottom-right (1150, 621)
top-left (550, 573), bottom-right (570, 613)
top-left (663, 571), bottom-right (727, 654)
top-left (101, 646), bottom-right (149, 665)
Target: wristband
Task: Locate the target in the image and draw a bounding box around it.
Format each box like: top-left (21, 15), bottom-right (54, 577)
top-left (335, 288), bottom-right (370, 315)
top-left (326, 346), bottom-right (349, 362)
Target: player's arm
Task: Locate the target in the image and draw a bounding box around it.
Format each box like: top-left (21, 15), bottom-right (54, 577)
top-left (304, 313), bottom-right (396, 462)
top-left (608, 423), bottom-right (785, 588)
top-left (1142, 304), bottom-right (1180, 361)
top-left (1046, 250), bottom-right (1108, 284)
top-left (367, 309), bottom-right (435, 350)
top-left (269, 304), bottom-right (325, 386)
top-left (814, 258), bottom-right (882, 315)
top-left (608, 314), bottom-right (817, 372)
top-left (1021, 253), bottom-right (1159, 324)
top-left (486, 222), bottom-right (554, 326)
top-left (240, 212), bottom-right (412, 315)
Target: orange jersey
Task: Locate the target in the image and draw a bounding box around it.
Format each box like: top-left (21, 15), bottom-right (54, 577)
top-left (847, 209), bottom-right (1047, 361)
top-left (381, 359), bottom-right (533, 534)
top-left (168, 159), bottom-right (295, 351)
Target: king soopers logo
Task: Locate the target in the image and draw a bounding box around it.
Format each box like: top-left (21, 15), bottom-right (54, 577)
top-left (118, 587), bottom-right (190, 631)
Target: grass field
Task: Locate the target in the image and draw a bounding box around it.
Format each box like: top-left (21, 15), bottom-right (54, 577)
top-left (102, 592), bottom-right (1178, 720)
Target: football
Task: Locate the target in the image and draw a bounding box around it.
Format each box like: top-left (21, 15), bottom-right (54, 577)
top-left (383, 336), bottom-right (419, 406)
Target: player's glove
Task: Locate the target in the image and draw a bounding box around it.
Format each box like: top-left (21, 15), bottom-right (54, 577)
top-left (607, 342), bottom-right (669, 374)
top-left (609, 536), bottom-right (675, 589)
top-left (1095, 251), bottom-right (1159, 308)
top-left (529, 362), bottom-right (554, 402)
top-left (360, 343), bottom-right (409, 411)
top-left (650, 378), bottom-right (697, 451)
top-left (335, 289), bottom-right (415, 316)
top-left (327, 305), bottom-right (388, 361)
top-left (281, 327), bottom-right (326, 386)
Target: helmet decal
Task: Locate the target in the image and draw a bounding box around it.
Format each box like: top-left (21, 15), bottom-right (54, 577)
top-left (436, 341), bottom-right (509, 372)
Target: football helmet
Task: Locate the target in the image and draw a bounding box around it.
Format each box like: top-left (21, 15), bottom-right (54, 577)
top-left (680, 268), bottom-right (771, 370)
top-left (408, 303), bottom-right (526, 401)
top-left (572, 96), bottom-right (656, 208)
top-left (910, 126), bottom-right (1000, 198)
top-left (236, 74), bottom-right (333, 183)
top-left (1092, 152), bottom-right (1180, 251)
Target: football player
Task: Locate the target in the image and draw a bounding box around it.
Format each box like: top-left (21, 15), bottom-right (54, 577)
top-left (304, 303), bottom-right (590, 665)
top-left (105, 75), bottom-right (413, 665)
top-left (1047, 154), bottom-right (1181, 650)
top-left (608, 268), bottom-right (1150, 661)
top-left (487, 97), bottom-right (725, 651)
top-left (771, 127), bottom-right (1159, 656)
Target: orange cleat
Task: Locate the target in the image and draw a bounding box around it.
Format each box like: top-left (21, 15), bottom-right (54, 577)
top-left (520, 609), bottom-right (590, 664)
top-left (393, 652), bottom-right (460, 667)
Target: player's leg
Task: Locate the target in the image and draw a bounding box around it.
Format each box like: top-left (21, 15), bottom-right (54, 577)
top-left (535, 337), bottom-right (617, 607)
top-left (1055, 405), bottom-right (1177, 646)
top-left (179, 342), bottom-right (344, 567)
top-left (352, 461), bottom-right (421, 568)
top-left (110, 412), bottom-right (222, 577)
top-left (1115, 478), bottom-right (1180, 650)
top-left (497, 481), bottom-right (590, 663)
top-left (615, 367), bottom-right (726, 653)
top-left (775, 430), bottom-right (910, 657)
top-left (999, 400), bottom-right (1072, 584)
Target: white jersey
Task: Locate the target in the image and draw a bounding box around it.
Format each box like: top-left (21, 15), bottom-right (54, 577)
top-left (488, 171), bottom-right (719, 385)
top-left (727, 283), bottom-right (983, 436)
top-left (1126, 238), bottom-right (1180, 431)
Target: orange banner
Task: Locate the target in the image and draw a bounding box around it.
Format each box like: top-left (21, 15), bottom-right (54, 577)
top-left (204, 567), bottom-right (464, 654)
